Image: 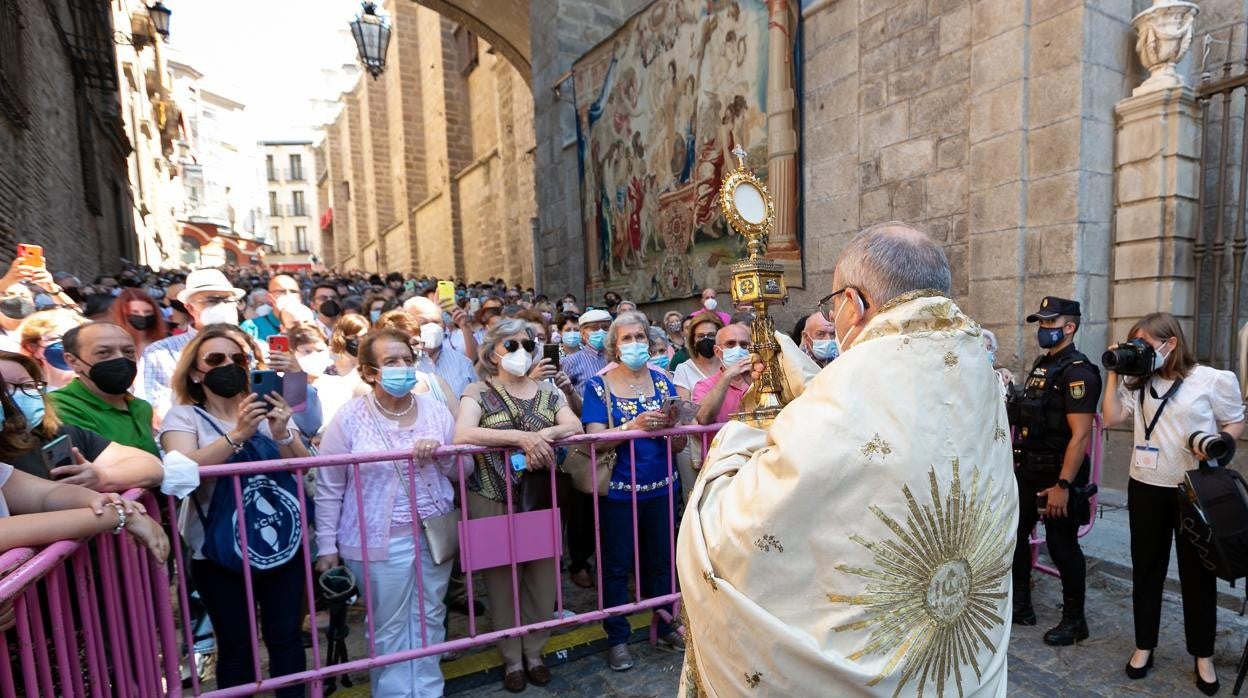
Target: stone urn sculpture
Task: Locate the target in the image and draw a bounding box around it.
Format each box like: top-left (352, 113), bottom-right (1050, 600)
top-left (1132, 0), bottom-right (1200, 96)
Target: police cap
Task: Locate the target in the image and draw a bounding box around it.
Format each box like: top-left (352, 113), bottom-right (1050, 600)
top-left (1025, 296), bottom-right (1081, 323)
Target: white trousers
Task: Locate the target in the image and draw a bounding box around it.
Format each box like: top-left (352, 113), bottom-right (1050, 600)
top-left (346, 532), bottom-right (452, 698)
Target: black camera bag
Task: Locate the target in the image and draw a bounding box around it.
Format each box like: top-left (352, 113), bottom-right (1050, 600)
top-left (1178, 460), bottom-right (1248, 582)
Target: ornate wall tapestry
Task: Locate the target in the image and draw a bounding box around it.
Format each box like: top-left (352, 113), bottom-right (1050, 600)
top-left (573, 0), bottom-right (802, 303)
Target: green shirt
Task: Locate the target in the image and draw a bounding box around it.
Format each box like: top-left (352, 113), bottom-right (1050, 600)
top-left (48, 379), bottom-right (159, 456)
top-left (669, 346), bottom-right (691, 373)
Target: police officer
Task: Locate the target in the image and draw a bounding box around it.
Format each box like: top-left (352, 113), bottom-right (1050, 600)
top-left (1009, 296), bottom-right (1101, 646)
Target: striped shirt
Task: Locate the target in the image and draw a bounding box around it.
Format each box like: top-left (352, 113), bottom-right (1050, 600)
top-left (563, 345), bottom-right (608, 394)
top-left (136, 329), bottom-right (197, 420)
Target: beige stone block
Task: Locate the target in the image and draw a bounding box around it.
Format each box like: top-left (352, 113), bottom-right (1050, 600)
top-left (1113, 240), bottom-right (1164, 280)
top-left (927, 0), bottom-right (969, 16)
top-left (1029, 63), bottom-right (1082, 126)
top-left (969, 132), bottom-right (1023, 191)
top-left (863, 0), bottom-right (907, 21)
top-left (1024, 224), bottom-right (1078, 276)
top-left (860, 11), bottom-right (891, 51)
top-left (805, 32), bottom-right (859, 89)
top-left (894, 178), bottom-right (926, 220)
top-left (967, 277), bottom-right (1024, 332)
top-left (1085, 64), bottom-right (1132, 128)
top-left (971, 27), bottom-right (1024, 93)
top-left (807, 114), bottom-right (858, 164)
top-left (888, 63), bottom-right (935, 102)
top-left (804, 0), bottom-right (858, 50)
top-left (971, 0), bottom-right (1025, 42)
top-left (811, 75), bottom-right (860, 120)
top-left (970, 181), bottom-right (1022, 233)
top-left (932, 47), bottom-right (971, 84)
top-left (1116, 158), bottom-right (1162, 202)
top-left (900, 19), bottom-right (941, 65)
top-left (861, 186), bottom-right (893, 224)
top-left (1115, 200), bottom-right (1166, 243)
top-left (939, 2), bottom-right (971, 54)
top-left (927, 167), bottom-right (968, 216)
top-left (1028, 118), bottom-right (1081, 179)
top-left (886, 0), bottom-right (928, 37)
top-left (1112, 278), bottom-right (1195, 320)
top-left (808, 152), bottom-right (860, 197)
top-left (1084, 6), bottom-right (1133, 72)
top-left (1079, 222), bottom-right (1113, 276)
top-left (947, 242), bottom-right (970, 296)
top-left (969, 227), bottom-right (1023, 280)
top-left (860, 79), bottom-right (888, 112)
top-left (861, 39), bottom-right (898, 75)
top-left (1030, 6), bottom-right (1083, 76)
top-left (969, 81), bottom-right (1023, 144)
top-left (860, 102), bottom-right (910, 160)
top-left (860, 159), bottom-right (882, 188)
top-left (1027, 172), bottom-right (1080, 227)
top-left (938, 134), bottom-right (969, 168)
top-left (910, 82), bottom-right (970, 137)
top-left (807, 192), bottom-right (860, 243)
top-left (880, 138), bottom-right (937, 181)
top-left (1031, 0), bottom-right (1079, 24)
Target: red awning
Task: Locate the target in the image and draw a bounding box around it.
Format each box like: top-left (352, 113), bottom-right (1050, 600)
top-left (320, 208), bottom-right (333, 231)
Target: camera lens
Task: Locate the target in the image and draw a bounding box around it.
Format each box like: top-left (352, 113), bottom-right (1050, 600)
top-left (1190, 432), bottom-right (1233, 462)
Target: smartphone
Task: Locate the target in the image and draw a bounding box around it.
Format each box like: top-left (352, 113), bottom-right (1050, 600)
top-left (468, 297), bottom-right (481, 314)
top-left (509, 452), bottom-right (528, 472)
top-left (267, 335), bottom-right (290, 354)
top-left (250, 369), bottom-right (283, 412)
top-left (42, 434), bottom-right (74, 476)
top-left (16, 244), bottom-right (44, 269)
top-left (283, 372), bottom-right (308, 414)
top-left (437, 281), bottom-right (457, 310)
top-left (664, 396), bottom-right (698, 424)
top-left (542, 342), bottom-right (561, 370)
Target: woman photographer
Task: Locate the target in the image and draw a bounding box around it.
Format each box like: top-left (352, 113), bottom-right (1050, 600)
top-left (1102, 312), bottom-right (1245, 694)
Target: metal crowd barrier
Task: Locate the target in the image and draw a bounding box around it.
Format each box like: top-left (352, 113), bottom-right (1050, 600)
top-left (0, 424), bottom-right (722, 697)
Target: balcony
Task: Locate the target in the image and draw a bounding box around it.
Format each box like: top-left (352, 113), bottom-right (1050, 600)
top-left (270, 204), bottom-right (309, 218)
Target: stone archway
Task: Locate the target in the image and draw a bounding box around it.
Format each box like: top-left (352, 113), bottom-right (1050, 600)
top-left (411, 0), bottom-right (530, 82)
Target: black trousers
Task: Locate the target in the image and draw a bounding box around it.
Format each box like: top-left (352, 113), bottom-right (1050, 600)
top-left (565, 490), bottom-right (595, 574)
top-left (1128, 477), bottom-right (1217, 657)
top-left (1013, 464), bottom-right (1089, 609)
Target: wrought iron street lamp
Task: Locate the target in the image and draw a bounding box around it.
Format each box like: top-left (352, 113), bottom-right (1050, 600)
top-left (148, 2), bottom-right (172, 39)
top-left (113, 2), bottom-right (172, 48)
top-left (350, 2), bottom-right (391, 80)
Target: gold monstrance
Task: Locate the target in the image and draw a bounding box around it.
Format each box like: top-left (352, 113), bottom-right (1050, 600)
top-left (719, 145), bottom-right (791, 427)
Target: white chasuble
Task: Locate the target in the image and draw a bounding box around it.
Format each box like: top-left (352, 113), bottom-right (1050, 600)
top-left (677, 291), bottom-right (1018, 697)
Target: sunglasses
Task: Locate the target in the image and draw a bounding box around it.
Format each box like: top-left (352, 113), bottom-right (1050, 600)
top-left (721, 340), bottom-right (752, 349)
top-left (201, 352), bottom-right (248, 368)
top-left (502, 339), bottom-right (536, 353)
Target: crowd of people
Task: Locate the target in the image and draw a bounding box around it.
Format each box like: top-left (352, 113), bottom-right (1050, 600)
top-left (0, 232), bottom-right (1243, 696)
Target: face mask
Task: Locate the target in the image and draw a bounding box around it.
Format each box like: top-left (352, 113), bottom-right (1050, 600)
top-left (11, 391), bottom-right (44, 431)
top-left (500, 350), bottom-right (533, 377)
top-left (986, 350), bottom-right (996, 366)
top-left (128, 314), bottom-right (155, 331)
top-left (344, 337), bottom-right (361, 358)
top-left (298, 350), bottom-right (333, 376)
top-left (319, 299), bottom-right (341, 318)
top-left (1037, 326), bottom-right (1065, 349)
top-left (80, 356), bottom-right (138, 395)
top-left (378, 365), bottom-right (418, 397)
top-left (0, 297), bottom-right (34, 320)
top-left (695, 337), bottom-right (716, 359)
top-left (563, 332), bottom-right (582, 348)
top-left (1152, 343), bottom-right (1169, 372)
top-left (812, 339), bottom-right (839, 361)
top-left (256, 304), bottom-right (273, 317)
top-left (665, 321), bottom-right (682, 333)
top-left (202, 364), bottom-right (248, 398)
top-left (721, 346), bottom-right (749, 367)
top-left (703, 298), bottom-right (718, 311)
top-left (198, 303), bottom-right (239, 327)
top-left (110, 288), bottom-right (122, 297)
top-left (541, 312), bottom-right (552, 323)
top-left (618, 342), bottom-right (650, 370)
top-left (650, 354), bottom-right (671, 370)
top-left (550, 331), bottom-right (562, 344)
top-left (420, 323), bottom-right (445, 350)
top-left (833, 293), bottom-right (866, 352)
top-left (43, 342), bottom-right (71, 371)
top-left (369, 309), bottom-right (382, 323)
top-left (587, 329), bottom-right (607, 350)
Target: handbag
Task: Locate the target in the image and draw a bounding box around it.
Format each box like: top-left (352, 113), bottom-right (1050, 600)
top-left (363, 398), bottom-right (460, 565)
top-left (482, 382), bottom-right (560, 512)
top-left (559, 379), bottom-right (618, 496)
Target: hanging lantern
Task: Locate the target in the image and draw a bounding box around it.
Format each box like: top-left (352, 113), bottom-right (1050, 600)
top-left (148, 1), bottom-right (172, 39)
top-left (350, 2), bottom-right (391, 79)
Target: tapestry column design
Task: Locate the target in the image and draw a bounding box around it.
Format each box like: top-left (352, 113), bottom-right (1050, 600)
top-left (765, 0), bottom-right (799, 256)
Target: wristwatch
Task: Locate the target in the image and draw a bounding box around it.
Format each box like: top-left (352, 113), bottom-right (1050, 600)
top-left (1056, 478), bottom-right (1070, 490)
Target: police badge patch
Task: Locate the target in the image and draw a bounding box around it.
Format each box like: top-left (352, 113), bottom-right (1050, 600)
top-left (1069, 381), bottom-right (1085, 400)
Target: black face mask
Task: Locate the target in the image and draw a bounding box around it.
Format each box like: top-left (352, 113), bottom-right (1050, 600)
top-left (319, 299), bottom-right (341, 318)
top-left (344, 337), bottom-right (360, 358)
top-left (0, 297), bottom-right (34, 320)
top-left (695, 337), bottom-right (716, 359)
top-left (202, 364), bottom-right (248, 398)
top-left (82, 356), bottom-right (138, 396)
top-left (63, 287), bottom-right (83, 303)
top-left (128, 314), bottom-right (155, 331)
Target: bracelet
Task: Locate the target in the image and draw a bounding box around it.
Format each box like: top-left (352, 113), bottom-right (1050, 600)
top-left (223, 433), bottom-right (245, 453)
top-left (273, 430), bottom-right (296, 446)
top-left (110, 503), bottom-right (126, 535)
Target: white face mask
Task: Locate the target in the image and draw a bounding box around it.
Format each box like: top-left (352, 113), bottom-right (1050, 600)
top-left (420, 323), bottom-right (445, 350)
top-left (1152, 342), bottom-right (1170, 372)
top-left (703, 298), bottom-right (718, 311)
top-left (833, 292), bottom-right (865, 352)
top-left (297, 349), bottom-right (333, 376)
top-left (256, 304), bottom-right (273, 317)
top-left (500, 350), bottom-right (532, 377)
top-left (198, 302), bottom-right (238, 327)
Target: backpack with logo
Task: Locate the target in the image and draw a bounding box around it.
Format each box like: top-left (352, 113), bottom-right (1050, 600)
top-left (191, 408), bottom-right (306, 572)
top-left (1178, 457), bottom-right (1248, 583)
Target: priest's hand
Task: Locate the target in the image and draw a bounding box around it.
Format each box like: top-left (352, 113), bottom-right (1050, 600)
top-left (1042, 485), bottom-right (1069, 519)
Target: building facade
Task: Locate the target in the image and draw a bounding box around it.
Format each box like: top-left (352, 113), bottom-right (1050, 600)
top-left (261, 141), bottom-right (320, 271)
top-left (318, 0), bottom-right (537, 286)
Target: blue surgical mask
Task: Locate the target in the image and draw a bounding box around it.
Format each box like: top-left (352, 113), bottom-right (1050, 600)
top-left (370, 309), bottom-right (382, 323)
top-left (588, 329), bottom-right (607, 351)
top-left (618, 342), bottom-right (650, 370)
top-left (11, 391), bottom-right (44, 431)
top-left (812, 339), bottom-right (838, 361)
top-left (1037, 327), bottom-right (1064, 349)
top-left (987, 350), bottom-right (996, 366)
top-left (43, 341), bottom-right (70, 371)
top-left (378, 366), bottom-right (418, 397)
top-left (722, 346), bottom-right (749, 367)
top-left (650, 354), bottom-right (671, 370)
top-left (562, 332), bottom-right (581, 348)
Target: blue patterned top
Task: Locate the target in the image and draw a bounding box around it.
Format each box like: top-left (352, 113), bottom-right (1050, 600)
top-left (581, 369), bottom-right (679, 501)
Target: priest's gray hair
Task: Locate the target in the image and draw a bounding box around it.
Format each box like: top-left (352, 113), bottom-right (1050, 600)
top-left (834, 221), bottom-right (951, 305)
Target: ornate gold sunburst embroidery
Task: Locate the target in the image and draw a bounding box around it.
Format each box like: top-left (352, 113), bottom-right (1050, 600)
top-left (744, 671), bottom-right (763, 688)
top-left (943, 351), bottom-right (959, 367)
top-left (861, 434), bottom-right (893, 460)
top-left (754, 534), bottom-right (784, 553)
top-left (826, 459), bottom-right (1013, 697)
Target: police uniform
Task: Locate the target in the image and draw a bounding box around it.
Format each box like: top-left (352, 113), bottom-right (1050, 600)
top-left (1008, 296), bottom-right (1102, 646)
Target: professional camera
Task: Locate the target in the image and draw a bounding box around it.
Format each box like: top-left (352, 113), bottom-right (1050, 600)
top-left (1101, 338), bottom-right (1156, 376)
top-left (1189, 431), bottom-right (1237, 465)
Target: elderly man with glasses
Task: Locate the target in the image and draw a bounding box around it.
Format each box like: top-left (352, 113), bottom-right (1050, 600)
top-left (691, 323), bottom-right (753, 425)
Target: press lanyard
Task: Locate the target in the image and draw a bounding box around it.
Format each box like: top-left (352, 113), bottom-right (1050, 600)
top-left (1140, 378), bottom-right (1183, 442)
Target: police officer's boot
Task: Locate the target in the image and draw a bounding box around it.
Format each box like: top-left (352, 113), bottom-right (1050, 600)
top-left (1042, 596), bottom-right (1088, 646)
top-left (1012, 582), bottom-right (1037, 626)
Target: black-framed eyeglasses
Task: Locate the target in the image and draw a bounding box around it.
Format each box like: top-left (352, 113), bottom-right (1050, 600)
top-left (818, 286), bottom-right (868, 322)
top-left (201, 352), bottom-right (248, 368)
top-left (198, 295), bottom-right (235, 307)
top-left (502, 339), bottom-right (536, 353)
top-left (5, 381), bottom-right (46, 398)
top-left (693, 332), bottom-right (717, 342)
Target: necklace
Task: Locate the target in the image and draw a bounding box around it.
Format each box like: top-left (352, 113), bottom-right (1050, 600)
top-left (374, 393), bottom-right (416, 418)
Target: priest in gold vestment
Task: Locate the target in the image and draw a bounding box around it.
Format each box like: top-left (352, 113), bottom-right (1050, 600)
top-left (678, 224), bottom-right (1018, 696)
